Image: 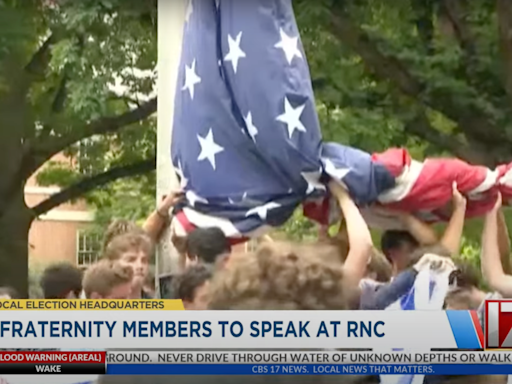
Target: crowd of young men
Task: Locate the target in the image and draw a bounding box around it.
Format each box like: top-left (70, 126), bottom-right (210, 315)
top-left (0, 183), bottom-right (510, 383)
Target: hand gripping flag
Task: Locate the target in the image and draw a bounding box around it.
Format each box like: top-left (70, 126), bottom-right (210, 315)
top-left (379, 262), bottom-right (454, 384)
top-left (170, 0), bottom-right (395, 239)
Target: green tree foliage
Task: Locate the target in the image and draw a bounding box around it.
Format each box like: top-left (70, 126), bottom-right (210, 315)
top-left (0, 0), bottom-right (157, 294)
top-left (295, 0), bottom-right (512, 165)
top-left (86, 175), bottom-right (156, 238)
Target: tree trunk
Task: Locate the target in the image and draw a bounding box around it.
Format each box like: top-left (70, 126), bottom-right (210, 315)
top-left (0, 53), bottom-right (33, 297)
top-left (0, 190), bottom-right (33, 298)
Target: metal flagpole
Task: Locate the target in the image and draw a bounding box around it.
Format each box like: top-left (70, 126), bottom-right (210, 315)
top-left (155, 0), bottom-right (187, 297)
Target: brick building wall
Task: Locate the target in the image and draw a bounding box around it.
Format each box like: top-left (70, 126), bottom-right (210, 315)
top-left (25, 154), bottom-right (94, 266)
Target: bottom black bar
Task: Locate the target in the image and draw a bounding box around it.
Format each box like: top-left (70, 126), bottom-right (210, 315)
top-left (0, 363), bottom-right (106, 375)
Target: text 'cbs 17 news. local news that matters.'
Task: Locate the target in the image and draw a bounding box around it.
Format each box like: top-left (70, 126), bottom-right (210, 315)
top-left (1, 299), bottom-right (512, 375)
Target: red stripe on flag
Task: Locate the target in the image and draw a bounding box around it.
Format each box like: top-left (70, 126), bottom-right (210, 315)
top-left (175, 211), bottom-right (249, 246)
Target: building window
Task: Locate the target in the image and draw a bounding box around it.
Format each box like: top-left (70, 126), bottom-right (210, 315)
top-left (76, 230), bottom-right (101, 266)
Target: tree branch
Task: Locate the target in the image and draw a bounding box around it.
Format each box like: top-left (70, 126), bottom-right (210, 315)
top-left (50, 34), bottom-right (85, 115)
top-left (51, 73), bottom-right (68, 113)
top-left (24, 33), bottom-right (57, 80)
top-left (402, 108), bottom-right (492, 165)
top-left (108, 93), bottom-right (142, 107)
top-left (30, 97), bottom-right (157, 172)
top-left (328, 6), bottom-right (510, 155)
top-left (31, 156), bottom-right (156, 216)
top-left (412, 0), bottom-right (435, 54)
top-left (328, 8), bottom-right (424, 98)
top-left (497, 0), bottom-right (512, 107)
top-left (437, 0), bottom-right (507, 102)
top-left (440, 0), bottom-right (477, 63)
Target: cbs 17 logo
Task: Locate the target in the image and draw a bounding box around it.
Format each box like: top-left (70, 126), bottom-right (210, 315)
top-left (485, 300), bottom-right (512, 349)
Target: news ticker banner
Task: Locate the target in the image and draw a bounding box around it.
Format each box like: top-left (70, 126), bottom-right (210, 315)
top-left (0, 299), bottom-right (494, 349)
top-left (1, 351), bottom-right (512, 375)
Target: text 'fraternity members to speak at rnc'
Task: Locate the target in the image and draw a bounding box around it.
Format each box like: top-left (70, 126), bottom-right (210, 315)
top-left (0, 319), bottom-right (386, 339)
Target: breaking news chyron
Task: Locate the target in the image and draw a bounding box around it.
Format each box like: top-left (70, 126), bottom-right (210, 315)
top-left (2, 299), bottom-right (512, 377)
top-left (0, 350), bottom-right (511, 376)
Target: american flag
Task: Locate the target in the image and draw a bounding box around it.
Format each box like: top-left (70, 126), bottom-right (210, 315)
top-left (380, 265), bottom-right (453, 384)
top-left (171, 0), bottom-right (395, 239)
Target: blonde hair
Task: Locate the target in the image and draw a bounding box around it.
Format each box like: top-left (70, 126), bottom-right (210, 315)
top-left (83, 260), bottom-right (133, 298)
top-left (208, 242), bottom-right (352, 310)
top-left (103, 232), bottom-right (154, 261)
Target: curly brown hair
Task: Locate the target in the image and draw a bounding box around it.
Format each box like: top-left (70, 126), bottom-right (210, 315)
top-left (102, 220), bottom-right (145, 251)
top-left (319, 231), bottom-right (391, 283)
top-left (103, 232), bottom-right (154, 261)
top-left (83, 260), bottom-right (133, 298)
top-left (208, 242), bottom-right (353, 310)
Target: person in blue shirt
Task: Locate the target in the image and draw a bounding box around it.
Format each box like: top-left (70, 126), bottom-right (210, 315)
top-left (361, 248), bottom-right (454, 310)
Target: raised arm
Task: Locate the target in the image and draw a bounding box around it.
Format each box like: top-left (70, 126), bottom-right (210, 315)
top-left (328, 181), bottom-right (372, 286)
top-left (142, 190), bottom-right (184, 242)
top-left (399, 213), bottom-right (438, 246)
top-left (497, 210), bottom-right (512, 274)
top-left (371, 205), bottom-right (437, 245)
top-left (481, 194), bottom-right (512, 297)
top-left (439, 184), bottom-right (467, 256)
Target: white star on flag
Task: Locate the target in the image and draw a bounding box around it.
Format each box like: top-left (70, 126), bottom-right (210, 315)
top-left (224, 32), bottom-right (246, 73)
top-left (186, 190), bottom-right (208, 207)
top-left (175, 161), bottom-right (189, 187)
top-left (182, 59), bottom-right (201, 100)
top-left (244, 112), bottom-right (258, 141)
top-left (274, 28), bottom-right (303, 65)
top-left (197, 128), bottom-right (224, 170)
top-left (185, 0), bottom-right (193, 24)
top-left (322, 158), bottom-right (350, 183)
top-left (276, 97), bottom-right (306, 138)
top-left (301, 169), bottom-right (325, 194)
top-left (245, 202), bottom-right (281, 220)
top-left (229, 191), bottom-right (260, 205)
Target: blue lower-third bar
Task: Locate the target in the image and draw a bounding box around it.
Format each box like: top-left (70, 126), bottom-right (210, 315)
top-left (106, 364), bottom-right (512, 375)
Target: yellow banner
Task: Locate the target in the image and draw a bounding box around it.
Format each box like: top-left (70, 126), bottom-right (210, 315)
top-left (0, 299), bottom-right (184, 310)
